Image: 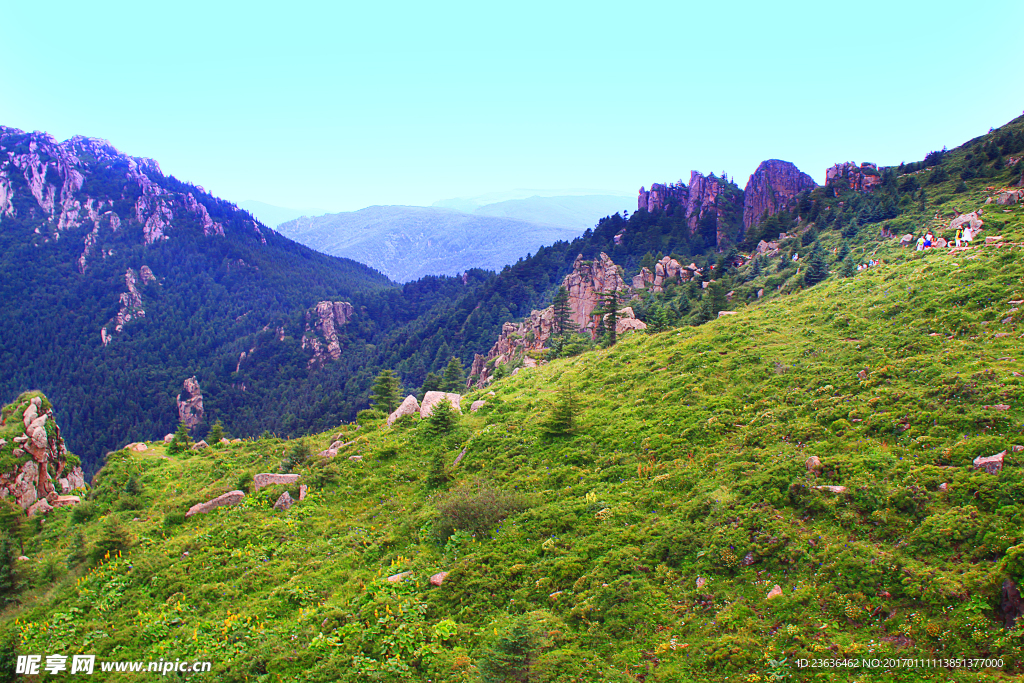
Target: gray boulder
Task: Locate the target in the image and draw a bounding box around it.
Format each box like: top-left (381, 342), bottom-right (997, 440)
top-left (185, 490), bottom-right (245, 518)
top-left (387, 394), bottom-right (420, 425)
top-left (420, 391), bottom-right (462, 418)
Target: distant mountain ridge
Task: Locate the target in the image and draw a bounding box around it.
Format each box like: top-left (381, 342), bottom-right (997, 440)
top-left (277, 205), bottom-right (587, 283)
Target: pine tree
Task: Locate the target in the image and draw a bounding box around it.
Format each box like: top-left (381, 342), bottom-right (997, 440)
top-left (441, 357), bottom-right (466, 392)
top-left (207, 420), bottom-right (226, 444)
top-left (369, 369), bottom-right (401, 415)
top-left (167, 421), bottom-right (192, 454)
top-left (803, 242), bottom-right (830, 286)
top-left (541, 382), bottom-right (578, 436)
top-left (421, 372), bottom-right (441, 397)
top-left (840, 257), bottom-right (856, 278)
top-left (596, 288), bottom-right (621, 347)
top-left (551, 285), bottom-right (574, 339)
top-left (837, 242), bottom-right (850, 262)
top-left (425, 398), bottom-right (458, 436)
top-left (647, 305), bottom-right (670, 333)
top-left (0, 535), bottom-right (16, 604)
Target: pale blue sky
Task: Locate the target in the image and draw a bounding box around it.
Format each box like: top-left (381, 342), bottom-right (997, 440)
top-left (4, 1), bottom-right (1022, 212)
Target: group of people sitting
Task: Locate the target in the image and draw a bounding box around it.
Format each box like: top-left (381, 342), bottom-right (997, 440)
top-left (914, 225), bottom-right (975, 250)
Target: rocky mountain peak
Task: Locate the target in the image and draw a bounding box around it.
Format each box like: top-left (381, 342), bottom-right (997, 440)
top-left (638, 171), bottom-right (742, 248)
top-left (825, 161), bottom-right (882, 192)
top-left (0, 126), bottom-right (259, 276)
top-left (742, 159), bottom-right (818, 229)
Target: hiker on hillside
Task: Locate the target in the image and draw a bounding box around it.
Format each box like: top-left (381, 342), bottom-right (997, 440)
top-left (955, 227), bottom-right (963, 247)
top-left (963, 224), bottom-right (974, 245)
top-left (916, 235), bottom-right (925, 251)
top-left (924, 232), bottom-right (933, 248)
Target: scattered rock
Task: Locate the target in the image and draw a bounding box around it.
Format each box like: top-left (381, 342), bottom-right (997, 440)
top-left (950, 211), bottom-right (983, 233)
top-left (17, 556), bottom-right (29, 562)
top-left (986, 236), bottom-right (1004, 245)
top-left (348, 455), bottom-right (363, 462)
top-left (857, 368), bottom-right (869, 380)
top-left (741, 552), bottom-right (756, 566)
top-left (219, 438), bottom-right (231, 445)
top-left (814, 485), bottom-right (848, 494)
top-left (191, 440), bottom-right (209, 450)
top-left (273, 491), bottom-right (294, 511)
top-left (757, 289), bottom-right (764, 299)
top-left (549, 591), bottom-right (564, 600)
top-left (936, 237), bottom-right (948, 248)
top-left (253, 473), bottom-right (300, 491)
top-left (420, 391), bottom-right (462, 418)
top-left (767, 585), bottom-right (783, 600)
top-left (386, 571), bottom-right (413, 583)
top-left (27, 499), bottom-right (53, 518)
top-left (387, 394), bottom-right (420, 425)
top-left (899, 234), bottom-right (914, 247)
top-left (696, 576), bottom-right (706, 589)
top-left (974, 451), bottom-right (1006, 475)
top-left (805, 456), bottom-right (823, 476)
top-left (996, 333), bottom-right (1011, 338)
top-left (1014, 445), bottom-right (1024, 453)
top-left (125, 442), bottom-right (147, 452)
top-left (299, 484), bottom-right (308, 501)
top-left (938, 482), bottom-right (948, 492)
top-left (51, 495), bottom-right (80, 509)
top-left (430, 571), bottom-right (449, 586)
top-left (453, 446), bottom-right (467, 467)
top-left (717, 311), bottom-right (737, 318)
top-left (470, 400), bottom-right (486, 412)
top-left (185, 490), bottom-right (245, 518)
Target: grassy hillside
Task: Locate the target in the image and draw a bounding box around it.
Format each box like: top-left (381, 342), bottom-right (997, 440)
top-left (3, 184), bottom-right (1024, 681)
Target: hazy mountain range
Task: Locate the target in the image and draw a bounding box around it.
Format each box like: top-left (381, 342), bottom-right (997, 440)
top-left (272, 193), bottom-right (632, 282)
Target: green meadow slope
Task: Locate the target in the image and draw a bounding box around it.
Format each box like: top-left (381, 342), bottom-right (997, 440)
top-left (2, 151), bottom-right (1024, 681)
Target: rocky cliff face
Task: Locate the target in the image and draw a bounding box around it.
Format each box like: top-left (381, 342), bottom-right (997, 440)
top-left (176, 377), bottom-right (204, 430)
top-left (0, 392), bottom-right (86, 513)
top-left (469, 253), bottom-right (647, 387)
top-left (742, 160), bottom-right (818, 229)
top-left (825, 162), bottom-right (882, 193)
top-left (637, 171), bottom-right (742, 248)
top-left (301, 301), bottom-right (355, 368)
top-left (0, 127), bottom-right (260, 275)
top-left (637, 182), bottom-right (688, 213)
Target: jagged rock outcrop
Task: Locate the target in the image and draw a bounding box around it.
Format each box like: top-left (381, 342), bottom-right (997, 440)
top-left (176, 376), bottom-right (204, 430)
top-left (743, 160), bottom-right (818, 229)
top-left (632, 256), bottom-right (699, 293)
top-left (101, 267), bottom-right (152, 345)
top-left (637, 181), bottom-right (688, 213)
top-left (0, 393), bottom-right (86, 513)
top-left (825, 162), bottom-right (882, 193)
top-left (470, 253), bottom-right (648, 387)
top-left (273, 491), bottom-right (294, 511)
top-left (0, 127), bottom-right (237, 273)
top-left (301, 301), bottom-right (355, 368)
top-left (420, 392), bottom-right (462, 418)
top-left (387, 395), bottom-right (420, 425)
top-left (638, 172), bottom-right (742, 247)
top-left (564, 253), bottom-right (628, 333)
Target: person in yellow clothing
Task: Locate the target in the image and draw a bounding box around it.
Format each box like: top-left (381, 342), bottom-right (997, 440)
top-left (916, 235), bottom-right (926, 251)
top-left (955, 228), bottom-right (963, 247)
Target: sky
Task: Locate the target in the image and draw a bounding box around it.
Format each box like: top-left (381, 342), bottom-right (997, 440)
top-left (3, 1), bottom-right (1023, 213)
